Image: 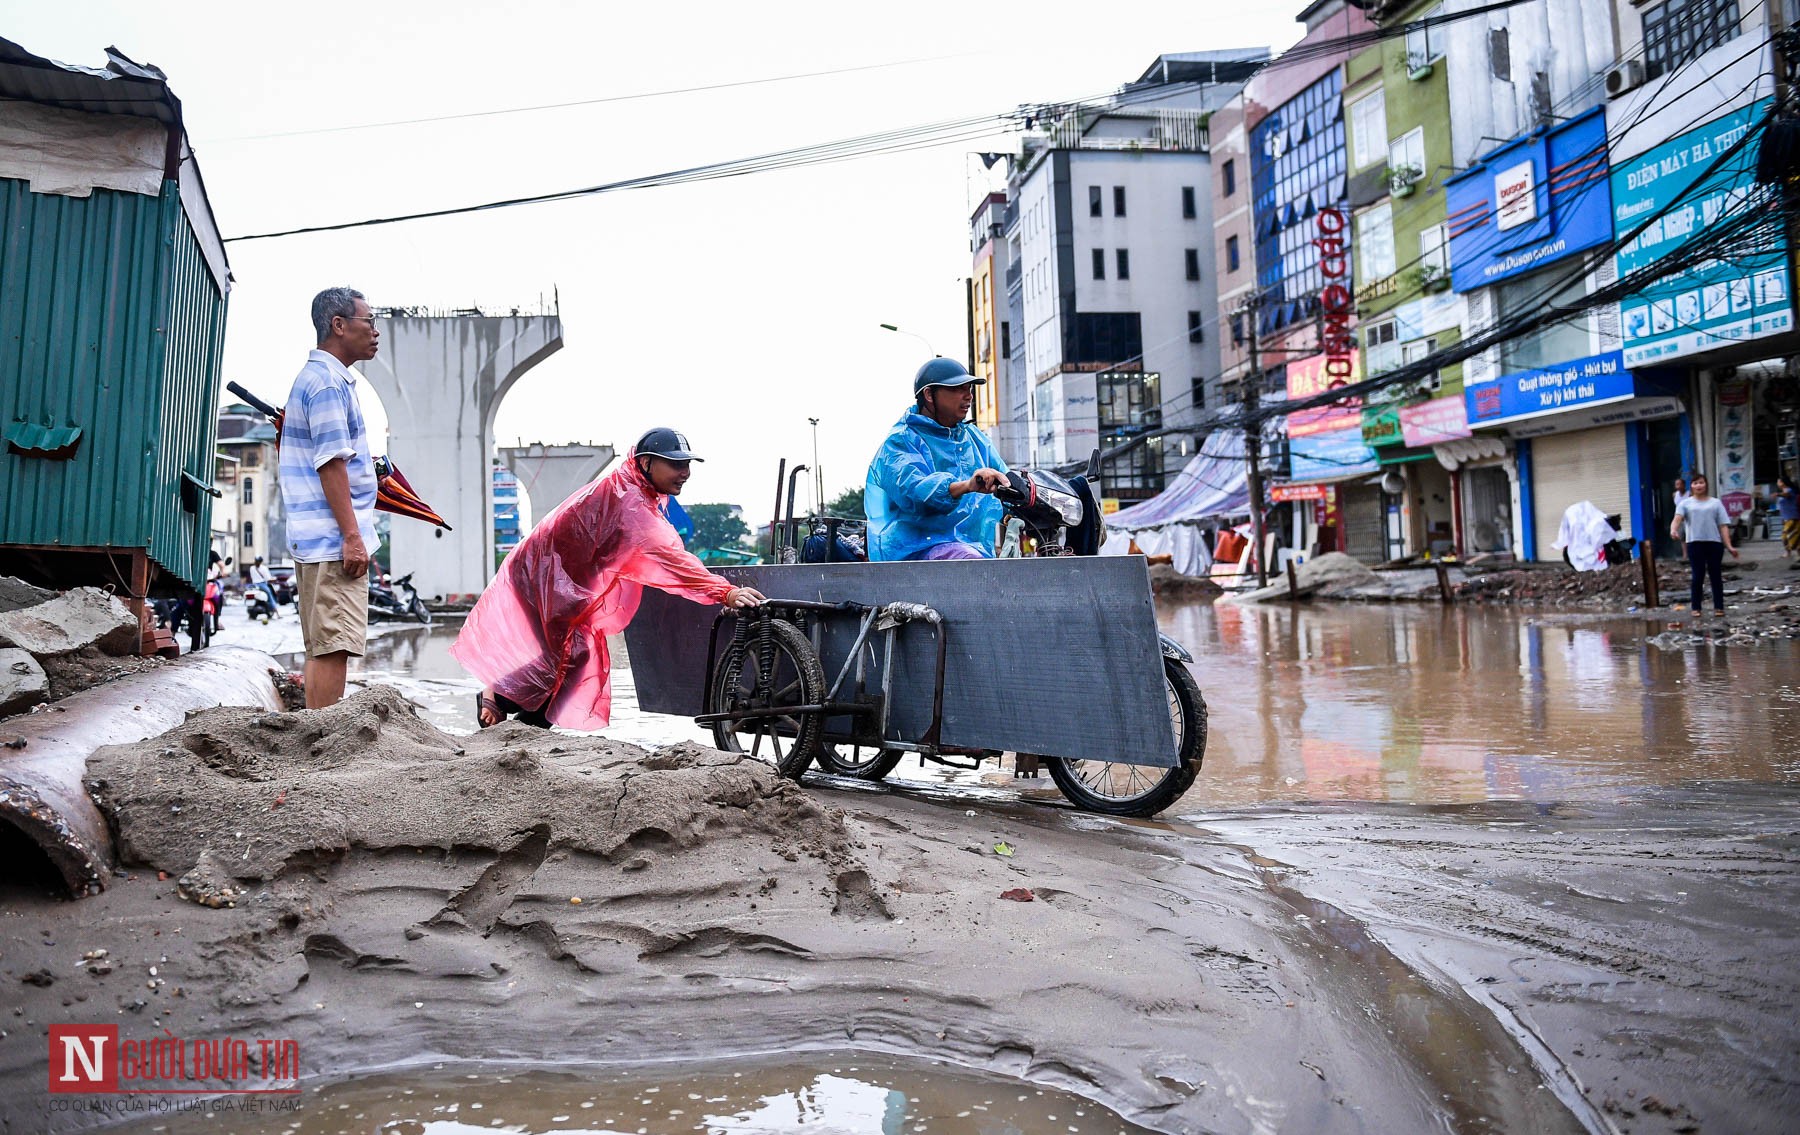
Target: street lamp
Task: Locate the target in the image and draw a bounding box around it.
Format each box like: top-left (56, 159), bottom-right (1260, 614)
top-left (879, 323), bottom-right (940, 357)
top-left (808, 417), bottom-right (822, 512)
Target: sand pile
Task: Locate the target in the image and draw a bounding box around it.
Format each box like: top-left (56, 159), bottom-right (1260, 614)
top-left (87, 687), bottom-right (872, 914)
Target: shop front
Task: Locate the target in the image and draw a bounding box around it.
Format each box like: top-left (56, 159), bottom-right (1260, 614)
top-left (1464, 349), bottom-right (1684, 560)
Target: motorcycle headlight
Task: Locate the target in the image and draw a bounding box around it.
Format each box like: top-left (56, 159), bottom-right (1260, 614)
top-left (1039, 483), bottom-right (1083, 527)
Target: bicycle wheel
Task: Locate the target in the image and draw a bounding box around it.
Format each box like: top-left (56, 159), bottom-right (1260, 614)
top-left (1045, 658), bottom-right (1206, 817)
top-left (707, 617), bottom-right (825, 780)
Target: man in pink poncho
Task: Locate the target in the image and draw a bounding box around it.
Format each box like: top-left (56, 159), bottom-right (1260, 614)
top-left (453, 428), bottom-right (764, 729)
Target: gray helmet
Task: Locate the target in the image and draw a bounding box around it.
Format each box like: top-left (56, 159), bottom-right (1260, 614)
top-left (913, 357), bottom-right (986, 396)
top-left (635, 427), bottom-right (703, 461)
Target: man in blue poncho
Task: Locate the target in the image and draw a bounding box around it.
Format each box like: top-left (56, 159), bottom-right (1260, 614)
top-left (866, 358), bottom-right (1010, 561)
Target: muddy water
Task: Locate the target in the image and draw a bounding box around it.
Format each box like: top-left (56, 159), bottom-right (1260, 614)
top-left (326, 602), bottom-right (1800, 811)
top-left (119, 1052), bottom-right (1153, 1134)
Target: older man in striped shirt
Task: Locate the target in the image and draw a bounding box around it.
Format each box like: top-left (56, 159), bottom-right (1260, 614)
top-left (278, 287), bottom-right (381, 708)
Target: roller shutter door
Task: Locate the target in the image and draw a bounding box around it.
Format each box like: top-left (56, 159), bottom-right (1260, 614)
top-left (1529, 426), bottom-right (1631, 561)
top-left (1341, 484), bottom-right (1386, 564)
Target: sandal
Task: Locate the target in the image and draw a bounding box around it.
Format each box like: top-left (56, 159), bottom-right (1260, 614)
top-left (476, 691), bottom-right (504, 728)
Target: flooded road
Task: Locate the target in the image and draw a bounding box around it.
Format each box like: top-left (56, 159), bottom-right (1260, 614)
top-left (325, 600), bottom-right (1800, 811)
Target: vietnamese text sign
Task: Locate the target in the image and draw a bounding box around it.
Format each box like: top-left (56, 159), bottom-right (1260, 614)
top-left (1399, 395), bottom-right (1472, 447)
top-left (1445, 107), bottom-right (1612, 292)
top-left (1289, 425), bottom-right (1380, 482)
top-left (1270, 483), bottom-right (1328, 502)
top-left (1612, 97), bottom-right (1792, 365)
top-left (1463, 350), bottom-right (1634, 428)
top-left (1716, 380), bottom-right (1754, 517)
top-left (1286, 351), bottom-right (1365, 438)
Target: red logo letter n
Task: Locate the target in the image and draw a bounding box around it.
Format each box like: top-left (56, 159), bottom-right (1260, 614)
top-left (49, 1025), bottom-right (118, 1093)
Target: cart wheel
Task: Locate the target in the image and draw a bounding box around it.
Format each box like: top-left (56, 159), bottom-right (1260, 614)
top-left (708, 616), bottom-right (825, 780)
top-left (1045, 658), bottom-right (1206, 817)
top-left (817, 742), bottom-right (905, 781)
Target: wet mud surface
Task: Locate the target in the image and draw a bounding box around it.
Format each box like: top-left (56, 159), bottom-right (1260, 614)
top-left (2, 601), bottom-right (1797, 1133)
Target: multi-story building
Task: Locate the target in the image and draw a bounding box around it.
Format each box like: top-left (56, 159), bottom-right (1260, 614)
top-left (967, 192), bottom-right (1017, 461)
top-left (1003, 51), bottom-right (1263, 502)
top-left (493, 463), bottom-right (523, 567)
top-left (212, 403), bottom-right (283, 570)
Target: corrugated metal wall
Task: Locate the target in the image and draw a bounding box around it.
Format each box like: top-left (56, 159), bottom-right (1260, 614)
top-left (0, 179), bottom-right (226, 592)
top-left (150, 191), bottom-right (227, 590)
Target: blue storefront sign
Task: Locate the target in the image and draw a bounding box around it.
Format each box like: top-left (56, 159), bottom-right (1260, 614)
top-left (1463, 350), bottom-right (1636, 428)
top-left (1612, 97), bottom-right (1793, 365)
top-left (1445, 107), bottom-right (1612, 293)
top-left (1289, 426), bottom-right (1380, 482)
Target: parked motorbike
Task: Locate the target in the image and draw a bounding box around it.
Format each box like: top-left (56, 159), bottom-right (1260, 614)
top-left (201, 578), bottom-right (223, 640)
top-left (368, 572), bottom-right (432, 625)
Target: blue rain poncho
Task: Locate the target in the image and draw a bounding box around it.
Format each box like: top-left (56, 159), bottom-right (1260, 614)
top-left (865, 406), bottom-right (1009, 561)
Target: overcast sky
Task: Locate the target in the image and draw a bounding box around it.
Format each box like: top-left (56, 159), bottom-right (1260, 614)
top-left (10, 0), bottom-right (1303, 530)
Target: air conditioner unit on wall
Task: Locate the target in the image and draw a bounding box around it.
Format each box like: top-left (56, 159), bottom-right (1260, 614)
top-left (1606, 60), bottom-right (1646, 99)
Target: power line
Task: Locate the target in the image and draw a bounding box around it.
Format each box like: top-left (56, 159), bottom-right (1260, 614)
top-left (199, 53), bottom-right (981, 143)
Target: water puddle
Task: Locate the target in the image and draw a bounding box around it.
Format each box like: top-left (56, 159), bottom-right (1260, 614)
top-left (113, 1052), bottom-right (1153, 1134)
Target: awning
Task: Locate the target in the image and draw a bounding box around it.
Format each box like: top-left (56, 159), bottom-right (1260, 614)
top-left (1106, 433), bottom-right (1249, 530)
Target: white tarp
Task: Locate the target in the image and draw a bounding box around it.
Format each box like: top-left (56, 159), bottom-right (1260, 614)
top-left (0, 99), bottom-right (164, 197)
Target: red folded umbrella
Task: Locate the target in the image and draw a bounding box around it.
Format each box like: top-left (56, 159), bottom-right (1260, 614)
top-left (375, 458), bottom-right (453, 530)
top-left (227, 382), bottom-right (452, 530)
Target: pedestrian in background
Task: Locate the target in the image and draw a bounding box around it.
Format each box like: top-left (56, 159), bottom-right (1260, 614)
top-left (1671, 473), bottom-right (1738, 615)
top-left (279, 287), bottom-right (381, 708)
top-left (1775, 476), bottom-right (1800, 563)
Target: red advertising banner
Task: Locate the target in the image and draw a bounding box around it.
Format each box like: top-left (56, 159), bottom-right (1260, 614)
top-left (1269, 483), bottom-right (1329, 502)
top-left (1286, 352), bottom-right (1365, 438)
top-left (1399, 395), bottom-right (1473, 448)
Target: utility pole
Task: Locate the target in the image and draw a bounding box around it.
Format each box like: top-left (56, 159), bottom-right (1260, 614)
top-left (1240, 298), bottom-right (1269, 587)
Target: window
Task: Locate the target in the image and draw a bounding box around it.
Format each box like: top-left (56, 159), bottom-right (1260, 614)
top-left (1191, 377), bottom-right (1207, 411)
top-left (1349, 90), bottom-right (1388, 169)
top-left (1420, 223), bottom-right (1450, 273)
top-left (1364, 319), bottom-right (1401, 374)
top-left (241, 448), bottom-right (259, 468)
top-left (1358, 203), bottom-right (1396, 281)
top-left (242, 477), bottom-right (253, 505)
top-left (1089, 186), bottom-right (1103, 217)
top-left (1116, 249), bottom-right (1130, 280)
top-left (1405, 4), bottom-right (1446, 66)
top-left (1226, 235), bottom-right (1241, 273)
top-left (242, 521), bottom-right (255, 550)
top-left (1113, 186), bottom-right (1126, 216)
top-left (1221, 161), bottom-right (1236, 197)
top-left (1182, 185), bottom-right (1198, 218)
top-left (1389, 127), bottom-right (1426, 183)
top-left (1230, 312), bottom-right (1246, 345)
top-left (1188, 311), bottom-right (1204, 343)
top-left (1000, 321), bottom-right (1012, 359)
top-left (1643, 0), bottom-right (1740, 80)
top-left (1250, 68), bottom-right (1347, 336)
top-left (1185, 249), bottom-right (1201, 281)
top-left (1489, 27), bottom-right (1511, 81)
top-left (1092, 248), bottom-right (1106, 280)
top-left (1401, 337), bottom-right (1441, 389)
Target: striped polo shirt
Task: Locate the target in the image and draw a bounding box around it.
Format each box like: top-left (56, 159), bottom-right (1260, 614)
top-left (278, 350), bottom-right (379, 563)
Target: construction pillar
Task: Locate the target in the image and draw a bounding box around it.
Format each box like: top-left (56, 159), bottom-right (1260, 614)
top-left (363, 311), bottom-right (564, 602)
top-left (499, 443), bottom-right (616, 528)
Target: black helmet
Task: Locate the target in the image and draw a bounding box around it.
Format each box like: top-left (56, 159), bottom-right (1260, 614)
top-left (635, 427), bottom-right (703, 462)
top-left (913, 357), bottom-right (986, 396)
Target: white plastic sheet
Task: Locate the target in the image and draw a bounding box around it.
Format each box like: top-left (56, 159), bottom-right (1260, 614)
top-left (0, 100), bottom-right (164, 197)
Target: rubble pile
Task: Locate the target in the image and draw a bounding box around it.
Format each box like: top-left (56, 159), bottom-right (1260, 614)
top-left (1456, 561), bottom-right (1800, 641)
top-left (1454, 562), bottom-right (1683, 606)
top-left (0, 579), bottom-right (156, 716)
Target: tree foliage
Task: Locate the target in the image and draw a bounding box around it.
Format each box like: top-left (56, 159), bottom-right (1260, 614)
top-left (825, 486), bottom-right (865, 520)
top-left (685, 502), bottom-right (752, 550)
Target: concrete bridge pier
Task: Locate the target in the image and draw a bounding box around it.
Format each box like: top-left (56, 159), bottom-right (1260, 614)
top-left (499, 442), bottom-right (616, 528)
top-left (363, 312), bottom-right (564, 601)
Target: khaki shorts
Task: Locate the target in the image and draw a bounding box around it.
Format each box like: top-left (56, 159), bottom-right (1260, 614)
top-left (296, 561), bottom-right (368, 658)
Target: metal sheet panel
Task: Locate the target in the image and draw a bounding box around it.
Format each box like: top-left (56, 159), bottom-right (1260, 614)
top-left (626, 556), bottom-right (1180, 767)
top-left (0, 180), bottom-right (224, 590)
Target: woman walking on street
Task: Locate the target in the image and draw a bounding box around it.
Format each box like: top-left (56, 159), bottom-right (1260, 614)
top-left (1670, 474), bottom-right (1739, 614)
top-left (1775, 477), bottom-right (1800, 562)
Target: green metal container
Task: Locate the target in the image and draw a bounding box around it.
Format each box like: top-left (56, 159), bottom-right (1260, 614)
top-left (1, 178), bottom-right (228, 592)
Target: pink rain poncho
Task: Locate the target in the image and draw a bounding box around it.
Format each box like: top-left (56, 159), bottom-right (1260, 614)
top-left (450, 449), bottom-right (735, 729)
